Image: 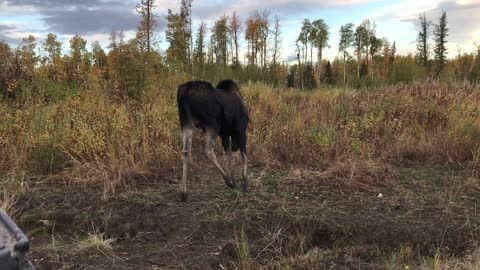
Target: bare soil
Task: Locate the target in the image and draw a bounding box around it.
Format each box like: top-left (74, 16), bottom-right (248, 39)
top-left (16, 162), bottom-right (480, 269)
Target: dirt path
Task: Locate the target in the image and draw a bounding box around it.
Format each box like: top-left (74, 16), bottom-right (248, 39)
top-left (18, 164), bottom-right (480, 269)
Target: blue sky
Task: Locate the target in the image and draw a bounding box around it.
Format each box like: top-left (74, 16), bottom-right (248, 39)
top-left (1, 0), bottom-right (479, 62)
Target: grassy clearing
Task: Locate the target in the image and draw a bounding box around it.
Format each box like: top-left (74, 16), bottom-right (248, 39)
top-left (1, 81), bottom-right (480, 197)
top-left (1, 81), bottom-right (479, 268)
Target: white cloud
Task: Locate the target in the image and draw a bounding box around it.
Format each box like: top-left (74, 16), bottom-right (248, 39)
top-left (0, 20), bottom-right (42, 44)
top-left (1, 0), bottom-right (479, 60)
top-left (155, 0), bottom-right (380, 23)
top-left (370, 0), bottom-right (480, 58)
top-left (0, 2), bottom-right (36, 15)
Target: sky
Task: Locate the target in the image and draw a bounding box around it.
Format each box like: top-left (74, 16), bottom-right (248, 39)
top-left (1, 0), bottom-right (479, 63)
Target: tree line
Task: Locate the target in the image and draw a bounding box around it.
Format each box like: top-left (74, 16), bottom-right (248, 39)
top-left (1, 1), bottom-right (480, 101)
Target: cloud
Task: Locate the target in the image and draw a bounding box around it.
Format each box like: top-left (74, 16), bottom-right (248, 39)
top-left (0, 24), bottom-right (19, 43)
top-left (42, 8), bottom-right (140, 35)
top-left (285, 53), bottom-right (299, 62)
top-left (155, 0), bottom-right (380, 23)
top-left (1, 0), bottom-right (145, 35)
top-left (431, 1), bottom-right (480, 54)
top-left (375, 0), bottom-right (480, 41)
top-left (370, 0), bottom-right (480, 56)
top-left (1, 0), bottom-right (478, 59)
top-left (1, 0), bottom-right (380, 38)
top-left (0, 23), bottom-right (41, 44)
top-left (1, 0), bottom-right (130, 9)
top-left (0, 0), bottom-right (173, 49)
top-left (411, 1), bottom-right (480, 43)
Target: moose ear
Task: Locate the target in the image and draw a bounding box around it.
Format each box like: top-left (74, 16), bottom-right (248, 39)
top-left (216, 79), bottom-right (239, 92)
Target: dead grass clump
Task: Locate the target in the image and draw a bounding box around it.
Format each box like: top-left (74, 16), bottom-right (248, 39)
top-left (0, 192), bottom-right (19, 219)
top-left (74, 232), bottom-right (115, 256)
top-left (286, 159), bottom-right (397, 193)
top-left (60, 153), bottom-right (148, 199)
top-left (233, 226), bottom-right (254, 269)
top-left (460, 176), bottom-right (480, 194)
top-left (419, 247), bottom-right (480, 270)
top-left (390, 130), bottom-right (441, 163)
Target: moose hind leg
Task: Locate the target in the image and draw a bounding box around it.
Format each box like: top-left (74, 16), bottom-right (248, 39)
top-left (180, 128), bottom-right (192, 201)
top-left (237, 130), bottom-right (249, 192)
top-left (240, 150), bottom-right (249, 192)
top-left (206, 130), bottom-right (234, 188)
top-left (222, 136), bottom-right (236, 188)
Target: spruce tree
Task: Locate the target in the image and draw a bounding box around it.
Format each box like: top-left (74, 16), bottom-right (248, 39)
top-left (433, 12), bottom-right (448, 75)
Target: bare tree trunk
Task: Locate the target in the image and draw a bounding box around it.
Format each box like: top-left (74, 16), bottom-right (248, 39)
top-left (343, 53), bottom-right (347, 87)
top-left (264, 40), bottom-right (267, 68)
top-left (370, 53), bottom-right (374, 80)
top-left (365, 46), bottom-right (370, 77)
top-left (272, 17), bottom-right (280, 74)
top-left (310, 45), bottom-right (313, 65)
top-left (235, 38), bottom-right (238, 65)
top-left (146, 0), bottom-right (150, 53)
top-left (247, 41), bottom-right (251, 65)
top-left (272, 43), bottom-right (277, 70)
top-left (260, 42), bottom-right (264, 68)
top-left (303, 43), bottom-right (307, 86)
top-left (234, 15), bottom-right (239, 65)
top-left (253, 41), bottom-right (256, 66)
top-left (304, 42), bottom-right (308, 66)
top-left (189, 1), bottom-right (194, 77)
top-left (357, 51), bottom-right (360, 79)
top-left (231, 12), bottom-right (240, 65)
top-left (296, 41), bottom-right (303, 89)
top-left (317, 49), bottom-right (322, 84)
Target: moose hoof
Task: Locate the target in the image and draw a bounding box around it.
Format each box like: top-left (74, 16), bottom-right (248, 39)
top-left (241, 183), bottom-right (249, 193)
top-left (224, 178), bottom-right (236, 189)
top-left (180, 192), bottom-right (188, 202)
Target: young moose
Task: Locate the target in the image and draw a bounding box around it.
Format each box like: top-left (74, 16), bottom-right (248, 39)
top-left (177, 79), bottom-right (249, 201)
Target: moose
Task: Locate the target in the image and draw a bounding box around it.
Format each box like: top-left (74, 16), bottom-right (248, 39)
top-left (177, 79), bottom-right (249, 201)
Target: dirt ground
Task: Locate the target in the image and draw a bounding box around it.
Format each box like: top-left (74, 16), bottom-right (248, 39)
top-left (16, 160), bottom-right (480, 269)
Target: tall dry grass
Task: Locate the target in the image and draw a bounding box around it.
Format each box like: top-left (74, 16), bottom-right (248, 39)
top-left (245, 81), bottom-right (480, 168)
top-left (1, 81), bottom-right (479, 196)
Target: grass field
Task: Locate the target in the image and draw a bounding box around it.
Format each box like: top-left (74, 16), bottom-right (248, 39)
top-left (1, 81), bottom-right (479, 269)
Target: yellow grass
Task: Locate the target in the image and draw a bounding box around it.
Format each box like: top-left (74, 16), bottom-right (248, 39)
top-left (75, 232), bottom-right (115, 256)
top-left (1, 81), bottom-right (479, 196)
